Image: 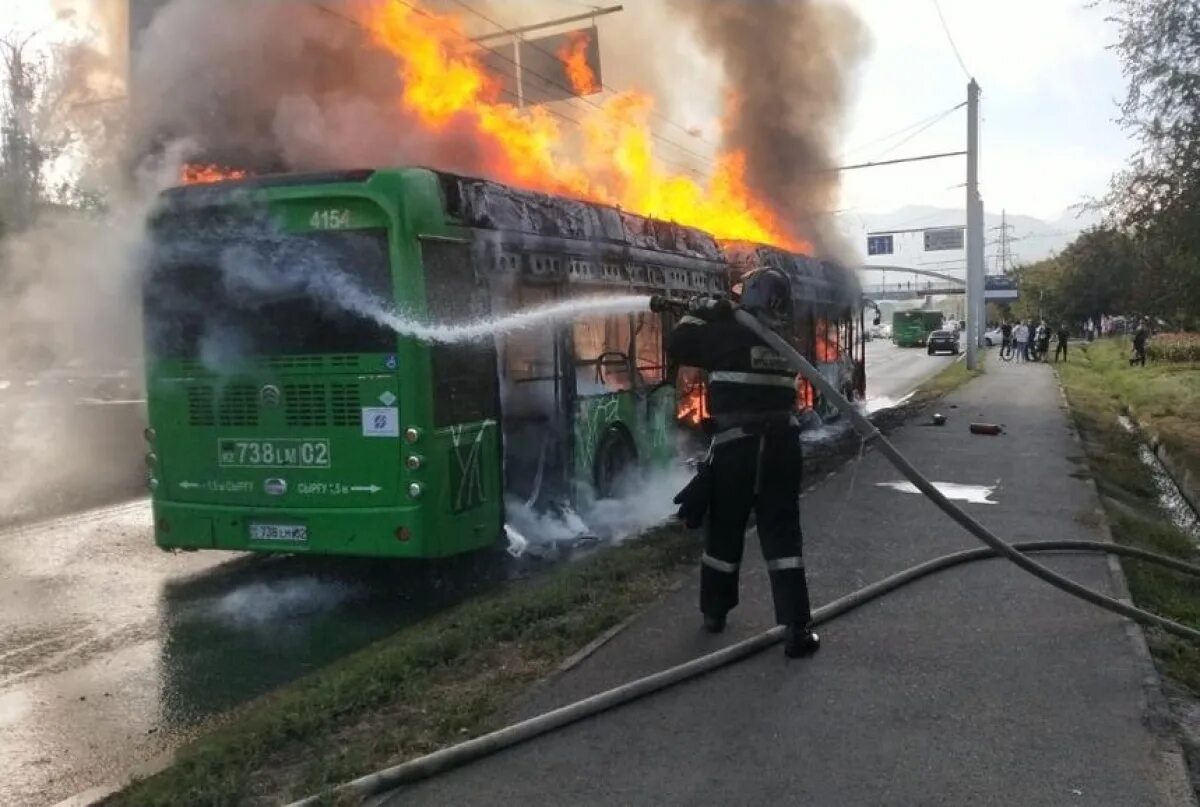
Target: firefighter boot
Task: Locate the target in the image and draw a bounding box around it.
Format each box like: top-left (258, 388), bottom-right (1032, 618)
top-left (784, 623), bottom-right (820, 658)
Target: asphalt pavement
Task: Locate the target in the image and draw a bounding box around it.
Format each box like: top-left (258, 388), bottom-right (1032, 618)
top-left (0, 505), bottom-right (509, 807)
top-left (385, 356), bottom-right (1195, 806)
top-left (864, 338), bottom-right (956, 408)
top-left (0, 342), bottom-right (1009, 806)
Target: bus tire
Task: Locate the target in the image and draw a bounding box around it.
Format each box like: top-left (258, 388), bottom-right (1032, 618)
top-left (594, 427), bottom-right (637, 499)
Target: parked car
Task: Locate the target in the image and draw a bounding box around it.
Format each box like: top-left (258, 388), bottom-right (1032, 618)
top-left (927, 329), bottom-right (961, 355)
top-left (984, 326), bottom-right (1004, 346)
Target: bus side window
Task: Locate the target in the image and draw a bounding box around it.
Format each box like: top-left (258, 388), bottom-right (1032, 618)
top-left (501, 284), bottom-right (562, 420)
top-left (573, 315), bottom-right (633, 395)
top-left (633, 312), bottom-right (665, 385)
top-left (421, 239), bottom-right (499, 426)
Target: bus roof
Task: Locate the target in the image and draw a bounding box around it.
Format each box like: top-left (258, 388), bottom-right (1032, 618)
top-left (158, 165), bottom-right (861, 308)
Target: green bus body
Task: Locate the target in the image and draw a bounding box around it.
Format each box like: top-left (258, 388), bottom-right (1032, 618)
top-left (892, 310), bottom-right (945, 347)
top-left (143, 167), bottom-right (860, 560)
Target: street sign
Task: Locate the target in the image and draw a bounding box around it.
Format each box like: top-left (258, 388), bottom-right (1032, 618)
top-left (984, 275), bottom-right (1019, 301)
top-left (867, 235), bottom-right (894, 256)
top-left (924, 227), bottom-right (965, 251)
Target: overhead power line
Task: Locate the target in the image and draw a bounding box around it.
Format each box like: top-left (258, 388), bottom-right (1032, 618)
top-left (872, 102), bottom-right (965, 160)
top-left (835, 150), bottom-right (967, 173)
top-left (842, 102), bottom-right (965, 159)
top-left (931, 0), bottom-right (972, 80)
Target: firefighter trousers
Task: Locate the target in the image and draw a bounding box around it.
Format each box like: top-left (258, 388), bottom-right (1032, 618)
top-left (700, 425), bottom-right (812, 626)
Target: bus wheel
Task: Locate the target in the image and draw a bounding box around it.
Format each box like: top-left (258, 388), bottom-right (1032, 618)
top-left (594, 427), bottom-right (637, 499)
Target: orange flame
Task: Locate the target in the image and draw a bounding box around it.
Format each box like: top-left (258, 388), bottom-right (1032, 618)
top-left (182, 163), bottom-right (248, 185)
top-left (362, 2), bottom-right (800, 248)
top-left (814, 319), bottom-right (839, 363)
top-left (676, 370), bottom-right (709, 427)
top-left (796, 378), bottom-right (814, 411)
top-left (558, 31), bottom-right (600, 95)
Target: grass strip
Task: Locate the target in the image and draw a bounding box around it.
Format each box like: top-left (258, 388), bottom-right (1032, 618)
top-left (104, 526), bottom-right (700, 806)
top-left (910, 354), bottom-right (982, 409)
top-left (1076, 338), bottom-right (1200, 486)
top-left (1057, 340), bottom-right (1200, 694)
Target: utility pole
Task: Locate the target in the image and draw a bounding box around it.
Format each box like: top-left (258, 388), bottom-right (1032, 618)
top-left (965, 79), bottom-right (984, 371)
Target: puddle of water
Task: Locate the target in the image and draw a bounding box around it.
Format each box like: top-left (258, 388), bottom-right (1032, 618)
top-left (864, 392), bottom-right (914, 415)
top-left (1117, 416), bottom-right (1200, 540)
top-left (877, 480), bottom-right (998, 505)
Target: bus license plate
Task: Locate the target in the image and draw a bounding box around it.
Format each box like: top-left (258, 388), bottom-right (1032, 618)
top-left (218, 439), bottom-right (330, 468)
top-left (248, 523), bottom-right (308, 543)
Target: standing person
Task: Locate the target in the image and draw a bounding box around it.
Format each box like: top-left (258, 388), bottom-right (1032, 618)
top-left (1131, 323), bottom-right (1149, 367)
top-left (1037, 322), bottom-right (1051, 361)
top-left (1001, 320), bottom-right (1013, 357)
top-left (659, 269), bottom-right (820, 659)
top-left (1054, 324), bottom-right (1069, 362)
top-left (1013, 320), bottom-right (1029, 362)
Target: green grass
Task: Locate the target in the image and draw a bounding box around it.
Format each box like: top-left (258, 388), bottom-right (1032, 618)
top-left (1065, 339), bottom-right (1200, 485)
top-left (104, 527), bottom-right (700, 807)
top-left (1057, 340), bottom-right (1200, 694)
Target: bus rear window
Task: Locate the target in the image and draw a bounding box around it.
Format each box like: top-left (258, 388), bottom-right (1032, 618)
top-left (144, 219), bottom-right (395, 361)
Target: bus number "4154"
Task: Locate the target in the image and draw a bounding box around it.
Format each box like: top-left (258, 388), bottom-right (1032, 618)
top-left (309, 209), bottom-right (352, 230)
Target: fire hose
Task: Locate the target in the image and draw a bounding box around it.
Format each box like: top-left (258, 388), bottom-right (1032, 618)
top-left (287, 302), bottom-right (1200, 806)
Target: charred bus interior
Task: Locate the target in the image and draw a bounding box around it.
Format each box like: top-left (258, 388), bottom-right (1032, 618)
top-left (430, 172), bottom-right (863, 509)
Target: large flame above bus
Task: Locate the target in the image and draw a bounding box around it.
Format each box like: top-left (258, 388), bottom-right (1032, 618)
top-left (361, 1), bottom-right (802, 250)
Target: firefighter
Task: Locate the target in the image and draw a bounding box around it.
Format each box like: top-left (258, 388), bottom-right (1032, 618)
top-left (657, 269), bottom-right (820, 658)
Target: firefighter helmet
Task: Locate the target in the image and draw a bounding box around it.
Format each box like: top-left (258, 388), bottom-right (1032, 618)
top-left (737, 268), bottom-right (792, 328)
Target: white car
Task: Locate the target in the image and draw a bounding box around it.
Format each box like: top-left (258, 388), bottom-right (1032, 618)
top-left (984, 326), bottom-right (1005, 347)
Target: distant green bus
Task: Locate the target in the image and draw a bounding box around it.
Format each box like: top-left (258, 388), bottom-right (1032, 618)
top-left (142, 168), bottom-right (862, 560)
top-left (892, 310), bottom-right (944, 347)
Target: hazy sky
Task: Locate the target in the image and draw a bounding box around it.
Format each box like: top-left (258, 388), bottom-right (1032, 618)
top-left (0, 0), bottom-right (1132, 223)
top-left (837, 0), bottom-right (1131, 221)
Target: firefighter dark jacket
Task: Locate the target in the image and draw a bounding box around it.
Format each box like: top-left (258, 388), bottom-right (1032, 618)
top-left (667, 314), bottom-right (797, 419)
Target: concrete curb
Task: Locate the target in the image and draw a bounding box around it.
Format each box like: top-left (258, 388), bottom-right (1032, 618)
top-left (1054, 372), bottom-right (1199, 807)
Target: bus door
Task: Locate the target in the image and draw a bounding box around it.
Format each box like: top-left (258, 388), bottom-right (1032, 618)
top-left (496, 279), bottom-right (572, 506)
top-left (420, 237), bottom-right (504, 545)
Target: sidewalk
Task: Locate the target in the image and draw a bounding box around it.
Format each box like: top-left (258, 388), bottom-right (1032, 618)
top-left (383, 359), bottom-right (1194, 806)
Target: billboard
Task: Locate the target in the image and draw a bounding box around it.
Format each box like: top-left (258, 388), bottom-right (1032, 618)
top-left (519, 27), bottom-right (603, 105)
top-left (477, 26), bottom-right (603, 106)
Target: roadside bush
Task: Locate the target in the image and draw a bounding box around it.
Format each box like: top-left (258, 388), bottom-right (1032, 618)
top-left (1146, 332), bottom-right (1200, 363)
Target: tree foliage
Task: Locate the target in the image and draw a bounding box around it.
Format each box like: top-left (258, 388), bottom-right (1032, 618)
top-left (0, 31), bottom-right (115, 237)
top-left (1102, 0), bottom-right (1200, 325)
top-left (1011, 227), bottom-right (1140, 325)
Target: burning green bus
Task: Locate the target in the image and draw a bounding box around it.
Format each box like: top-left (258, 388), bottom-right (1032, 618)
top-left (142, 168), bottom-right (862, 559)
top-left (892, 310), bottom-right (945, 348)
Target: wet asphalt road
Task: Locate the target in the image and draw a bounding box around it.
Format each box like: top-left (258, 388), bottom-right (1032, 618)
top-left (863, 337), bottom-right (957, 407)
top-left (0, 343), bottom-right (952, 806)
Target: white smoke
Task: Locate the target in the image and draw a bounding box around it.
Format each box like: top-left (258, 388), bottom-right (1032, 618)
top-left (149, 211), bottom-right (651, 369)
top-left (503, 464), bottom-right (693, 558)
top-left (205, 577), bottom-right (358, 629)
top-left (0, 144), bottom-right (194, 520)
